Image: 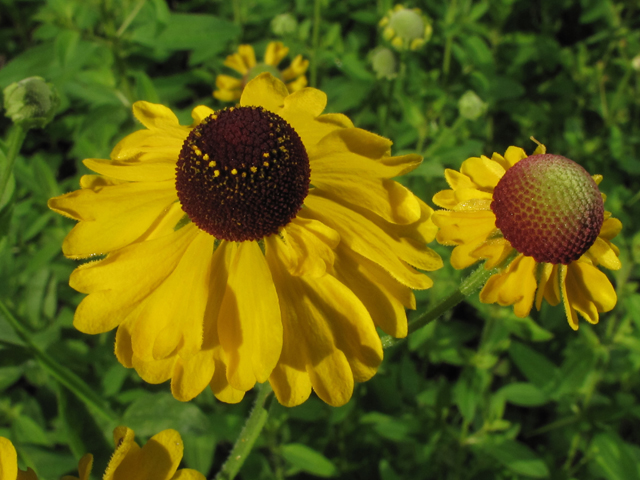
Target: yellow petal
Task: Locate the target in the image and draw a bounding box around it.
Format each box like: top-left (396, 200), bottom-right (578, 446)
top-left (130, 230), bottom-right (213, 361)
top-left (304, 194), bottom-right (435, 289)
top-left (111, 429), bottom-right (183, 480)
top-left (171, 350), bottom-right (216, 402)
top-left (213, 88), bottom-right (241, 102)
top-left (277, 217), bottom-right (339, 277)
top-left (83, 158), bottom-right (175, 182)
top-left (535, 262), bottom-right (555, 310)
top-left (62, 454), bottom-right (93, 480)
top-left (132, 354), bottom-right (177, 384)
top-left (459, 155), bottom-right (505, 190)
top-left (132, 102), bottom-right (192, 141)
top-left (224, 45), bottom-right (256, 74)
top-left (218, 241), bottom-right (282, 391)
top-left (480, 254), bottom-right (537, 317)
top-left (267, 243), bottom-right (380, 406)
top-left (110, 130), bottom-right (184, 164)
top-left (215, 74), bottom-right (243, 90)
top-left (71, 223), bottom-right (199, 334)
top-left (562, 260), bottom-right (617, 328)
top-left (333, 244), bottom-right (412, 338)
top-left (49, 180), bottom-right (177, 258)
top-left (264, 41), bottom-right (289, 66)
top-left (0, 437), bottom-right (18, 480)
top-left (171, 469), bottom-right (207, 480)
top-left (240, 73), bottom-right (288, 113)
top-left (281, 55), bottom-right (309, 81)
top-left (285, 75), bottom-right (308, 93)
top-left (501, 146), bottom-right (529, 167)
top-left (210, 359), bottom-right (246, 404)
top-left (587, 236), bottom-right (621, 271)
top-left (104, 427), bottom-right (138, 480)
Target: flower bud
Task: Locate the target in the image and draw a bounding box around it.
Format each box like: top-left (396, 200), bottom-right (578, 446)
top-left (370, 47), bottom-right (397, 80)
top-left (271, 13), bottom-right (298, 37)
top-left (458, 90), bottom-right (487, 120)
top-left (379, 5), bottom-right (432, 51)
top-left (3, 76), bottom-right (59, 129)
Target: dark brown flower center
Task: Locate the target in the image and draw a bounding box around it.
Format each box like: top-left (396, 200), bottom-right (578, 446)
top-left (491, 154), bottom-right (604, 265)
top-left (175, 106), bottom-right (310, 242)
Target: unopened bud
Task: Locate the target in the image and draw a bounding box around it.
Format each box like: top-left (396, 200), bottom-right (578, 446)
top-left (3, 76), bottom-right (59, 129)
top-left (458, 90), bottom-right (487, 120)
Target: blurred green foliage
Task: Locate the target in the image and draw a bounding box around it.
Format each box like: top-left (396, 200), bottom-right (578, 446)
top-left (1, 0), bottom-right (639, 479)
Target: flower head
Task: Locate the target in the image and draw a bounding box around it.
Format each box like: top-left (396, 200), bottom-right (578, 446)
top-left (379, 5), bottom-right (432, 51)
top-left (1, 428), bottom-right (203, 480)
top-left (49, 74), bottom-right (442, 407)
top-left (432, 143), bottom-right (621, 330)
top-left (214, 42), bottom-right (309, 102)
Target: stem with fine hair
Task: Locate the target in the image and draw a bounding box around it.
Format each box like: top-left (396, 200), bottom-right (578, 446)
top-left (381, 262), bottom-right (499, 349)
top-left (215, 382), bottom-right (274, 480)
top-left (0, 125), bottom-right (27, 205)
top-left (310, 0), bottom-right (322, 87)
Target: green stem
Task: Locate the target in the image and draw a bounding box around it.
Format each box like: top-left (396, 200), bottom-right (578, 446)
top-left (381, 263), bottom-right (497, 349)
top-left (310, 0), bottom-right (322, 87)
top-left (0, 300), bottom-right (118, 423)
top-left (215, 382), bottom-right (273, 480)
top-left (0, 125), bottom-right (27, 204)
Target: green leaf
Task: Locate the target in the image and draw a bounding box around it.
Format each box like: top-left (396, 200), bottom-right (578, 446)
top-left (508, 341), bottom-right (561, 393)
top-left (480, 438), bottom-right (550, 478)
top-left (121, 392), bottom-right (210, 437)
top-left (282, 443), bottom-right (337, 477)
top-left (497, 382), bottom-right (548, 407)
top-left (591, 432), bottom-right (640, 480)
top-left (57, 385), bottom-right (112, 475)
top-left (182, 432), bottom-right (217, 476)
top-left (12, 415), bottom-right (51, 446)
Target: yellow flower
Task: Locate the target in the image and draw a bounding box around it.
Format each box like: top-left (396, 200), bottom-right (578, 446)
top-left (49, 74), bottom-right (442, 407)
top-left (432, 144), bottom-right (621, 330)
top-left (379, 5), bottom-right (432, 51)
top-left (0, 437), bottom-right (37, 480)
top-left (1, 428), bottom-right (203, 480)
top-left (214, 41), bottom-right (309, 102)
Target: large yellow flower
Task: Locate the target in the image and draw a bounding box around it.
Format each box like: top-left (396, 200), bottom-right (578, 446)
top-left (214, 41), bottom-right (308, 102)
top-left (432, 144), bottom-right (621, 330)
top-left (49, 74), bottom-right (442, 407)
top-left (1, 428), bottom-right (203, 480)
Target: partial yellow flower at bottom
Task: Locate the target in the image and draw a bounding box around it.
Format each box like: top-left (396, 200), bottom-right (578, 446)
top-left (1, 428), bottom-right (202, 480)
top-left (0, 437), bottom-right (37, 480)
top-left (214, 41), bottom-right (309, 101)
top-left (49, 73), bottom-right (442, 407)
top-left (432, 143), bottom-right (621, 330)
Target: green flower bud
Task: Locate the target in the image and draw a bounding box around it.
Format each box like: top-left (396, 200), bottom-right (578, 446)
top-left (3, 77), bottom-right (59, 129)
top-left (271, 13), bottom-right (298, 37)
top-left (458, 90), bottom-right (487, 120)
top-left (380, 5), bottom-right (432, 51)
top-left (370, 47), bottom-right (397, 80)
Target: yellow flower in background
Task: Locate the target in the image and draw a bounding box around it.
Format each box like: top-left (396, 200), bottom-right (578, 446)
top-left (379, 5), bottom-right (432, 51)
top-left (214, 41), bottom-right (309, 102)
top-left (0, 437), bottom-right (37, 480)
top-left (432, 143), bottom-right (621, 330)
top-left (49, 73), bottom-right (442, 407)
top-left (1, 428), bottom-right (203, 480)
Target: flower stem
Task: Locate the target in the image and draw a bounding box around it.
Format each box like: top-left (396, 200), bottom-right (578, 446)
top-left (0, 125), bottom-right (27, 205)
top-left (0, 300), bottom-right (118, 423)
top-left (381, 263), bottom-right (497, 349)
top-left (215, 382), bottom-right (273, 480)
top-left (310, 0), bottom-right (322, 87)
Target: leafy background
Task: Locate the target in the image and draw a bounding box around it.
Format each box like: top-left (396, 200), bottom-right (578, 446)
top-left (1, 0), bottom-right (639, 478)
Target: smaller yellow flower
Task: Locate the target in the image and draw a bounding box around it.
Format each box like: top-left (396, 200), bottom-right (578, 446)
top-left (214, 41), bottom-right (309, 102)
top-left (1, 428), bottom-right (205, 480)
top-left (379, 5), bottom-right (432, 51)
top-left (432, 143), bottom-right (622, 330)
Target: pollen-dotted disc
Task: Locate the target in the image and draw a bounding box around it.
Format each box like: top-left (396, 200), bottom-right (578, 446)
top-left (491, 154), bottom-right (604, 265)
top-left (175, 106), bottom-right (310, 242)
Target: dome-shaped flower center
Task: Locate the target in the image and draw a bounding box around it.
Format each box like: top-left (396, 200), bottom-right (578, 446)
top-left (389, 9), bottom-right (425, 40)
top-left (175, 106), bottom-right (310, 242)
top-left (491, 154), bottom-right (604, 265)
